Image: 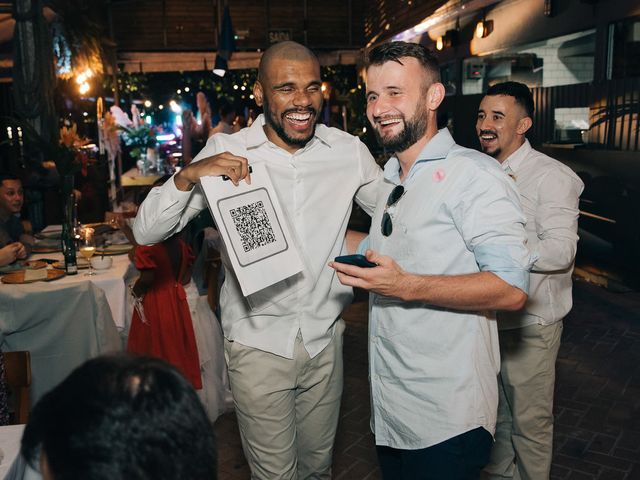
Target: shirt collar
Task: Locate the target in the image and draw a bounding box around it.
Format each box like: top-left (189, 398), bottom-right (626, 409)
top-left (383, 128), bottom-right (454, 184)
top-left (502, 139), bottom-right (531, 173)
top-left (245, 114), bottom-right (332, 150)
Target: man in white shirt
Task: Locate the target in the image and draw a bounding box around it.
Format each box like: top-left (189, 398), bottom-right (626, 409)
top-left (330, 42), bottom-right (530, 479)
top-left (133, 41), bottom-right (381, 479)
top-left (477, 81), bottom-right (584, 480)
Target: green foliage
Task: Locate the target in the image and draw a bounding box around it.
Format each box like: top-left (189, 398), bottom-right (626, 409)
top-left (119, 125), bottom-right (156, 159)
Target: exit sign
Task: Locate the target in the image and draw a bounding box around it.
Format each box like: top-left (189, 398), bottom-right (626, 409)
top-left (268, 29), bottom-right (292, 44)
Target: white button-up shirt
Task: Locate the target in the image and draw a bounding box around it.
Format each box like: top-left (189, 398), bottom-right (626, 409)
top-left (133, 115), bottom-right (382, 358)
top-left (367, 129), bottom-right (530, 449)
top-left (498, 140), bottom-right (584, 329)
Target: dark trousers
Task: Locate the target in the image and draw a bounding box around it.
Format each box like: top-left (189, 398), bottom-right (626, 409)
top-left (377, 427), bottom-right (493, 480)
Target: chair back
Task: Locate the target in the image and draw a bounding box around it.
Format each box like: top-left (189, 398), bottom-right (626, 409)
top-left (4, 351), bottom-right (32, 424)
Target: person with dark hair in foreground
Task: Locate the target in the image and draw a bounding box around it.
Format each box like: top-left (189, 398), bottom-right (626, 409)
top-left (330, 42), bottom-right (530, 479)
top-left (478, 82), bottom-right (583, 480)
top-left (20, 354), bottom-right (217, 480)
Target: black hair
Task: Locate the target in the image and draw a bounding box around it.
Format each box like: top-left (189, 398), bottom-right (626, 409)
top-left (365, 41), bottom-right (441, 83)
top-left (486, 81), bottom-right (535, 118)
top-left (21, 354), bottom-right (217, 480)
top-left (218, 100), bottom-right (236, 118)
top-left (0, 173), bottom-right (21, 184)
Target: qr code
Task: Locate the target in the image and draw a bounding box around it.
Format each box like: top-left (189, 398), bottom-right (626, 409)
top-left (230, 201), bottom-right (277, 252)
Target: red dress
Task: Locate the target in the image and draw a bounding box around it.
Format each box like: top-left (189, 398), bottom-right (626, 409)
top-left (127, 240), bottom-right (202, 389)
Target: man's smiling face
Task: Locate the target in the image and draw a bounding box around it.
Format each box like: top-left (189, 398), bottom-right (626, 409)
top-left (253, 57), bottom-right (323, 153)
top-left (365, 57), bottom-right (430, 153)
top-left (476, 94), bottom-right (529, 163)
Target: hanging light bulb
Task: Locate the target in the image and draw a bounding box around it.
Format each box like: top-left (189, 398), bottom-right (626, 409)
top-left (436, 36), bottom-right (444, 51)
top-left (474, 13), bottom-right (493, 39)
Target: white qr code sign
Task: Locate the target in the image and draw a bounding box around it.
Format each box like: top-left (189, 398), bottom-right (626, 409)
top-left (200, 162), bottom-right (304, 296)
top-left (218, 188), bottom-right (287, 267)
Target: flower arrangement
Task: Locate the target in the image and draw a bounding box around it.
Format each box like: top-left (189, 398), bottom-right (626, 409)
top-left (0, 117), bottom-right (95, 177)
top-left (55, 123), bottom-right (94, 177)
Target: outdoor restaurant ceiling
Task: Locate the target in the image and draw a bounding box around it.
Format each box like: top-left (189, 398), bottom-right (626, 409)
top-left (108, 0), bottom-right (452, 72)
top-left (0, 0), bottom-right (454, 77)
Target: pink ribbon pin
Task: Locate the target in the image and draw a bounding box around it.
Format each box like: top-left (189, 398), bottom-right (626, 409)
top-left (432, 168), bottom-right (445, 182)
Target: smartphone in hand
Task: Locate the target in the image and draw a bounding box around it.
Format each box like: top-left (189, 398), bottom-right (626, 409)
top-left (334, 254), bottom-right (377, 268)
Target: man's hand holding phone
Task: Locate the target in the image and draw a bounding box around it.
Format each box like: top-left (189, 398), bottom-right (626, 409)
top-left (333, 254), bottom-right (377, 268)
top-left (329, 250), bottom-right (410, 300)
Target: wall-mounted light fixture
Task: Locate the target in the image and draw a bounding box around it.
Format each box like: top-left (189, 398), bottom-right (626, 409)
top-left (436, 29), bottom-right (460, 51)
top-left (475, 16), bottom-right (494, 39)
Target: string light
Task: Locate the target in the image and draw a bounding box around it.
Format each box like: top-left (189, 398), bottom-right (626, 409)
top-left (169, 100), bottom-right (182, 114)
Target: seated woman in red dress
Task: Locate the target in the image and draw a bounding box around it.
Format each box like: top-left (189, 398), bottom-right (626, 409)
top-left (127, 234), bottom-right (202, 390)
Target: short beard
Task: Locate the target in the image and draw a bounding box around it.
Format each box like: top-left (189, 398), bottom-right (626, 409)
top-left (481, 144), bottom-right (502, 159)
top-left (374, 105), bottom-right (428, 153)
top-left (263, 96), bottom-right (317, 148)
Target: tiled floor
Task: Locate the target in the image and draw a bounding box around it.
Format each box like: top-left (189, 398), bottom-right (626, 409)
top-left (215, 279), bottom-right (640, 479)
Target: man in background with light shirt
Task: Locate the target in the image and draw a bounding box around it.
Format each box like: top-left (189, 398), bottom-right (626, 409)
top-left (330, 42), bottom-right (530, 479)
top-left (477, 81), bottom-right (584, 480)
top-left (132, 41), bottom-right (382, 479)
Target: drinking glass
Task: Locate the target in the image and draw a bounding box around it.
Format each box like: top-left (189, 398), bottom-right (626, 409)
top-left (79, 227), bottom-right (97, 276)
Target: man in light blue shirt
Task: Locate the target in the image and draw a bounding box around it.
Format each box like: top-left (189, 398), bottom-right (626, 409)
top-left (330, 42), bottom-right (530, 479)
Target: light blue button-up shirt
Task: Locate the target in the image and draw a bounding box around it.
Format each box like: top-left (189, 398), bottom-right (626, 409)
top-left (367, 129), bottom-right (530, 449)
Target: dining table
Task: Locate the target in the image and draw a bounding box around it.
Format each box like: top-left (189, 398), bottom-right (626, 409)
top-left (23, 224), bottom-right (138, 332)
top-left (0, 225), bottom-right (139, 406)
top-left (27, 251), bottom-right (137, 332)
top-left (121, 167), bottom-right (161, 188)
top-left (0, 424), bottom-right (38, 480)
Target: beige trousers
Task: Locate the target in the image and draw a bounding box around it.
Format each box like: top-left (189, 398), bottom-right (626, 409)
top-left (224, 320), bottom-right (344, 480)
top-left (484, 321), bottom-right (563, 480)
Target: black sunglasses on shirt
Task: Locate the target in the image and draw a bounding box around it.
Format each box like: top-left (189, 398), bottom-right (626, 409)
top-left (381, 185), bottom-right (405, 237)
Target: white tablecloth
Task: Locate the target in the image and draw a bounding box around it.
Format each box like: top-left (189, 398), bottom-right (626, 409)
top-left (0, 425), bottom-right (24, 479)
top-left (0, 280), bottom-right (123, 405)
top-left (30, 253), bottom-right (137, 331)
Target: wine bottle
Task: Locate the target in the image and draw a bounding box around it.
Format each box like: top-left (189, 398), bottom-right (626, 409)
top-left (62, 192), bottom-right (78, 275)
